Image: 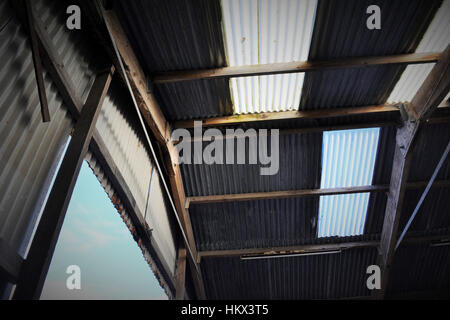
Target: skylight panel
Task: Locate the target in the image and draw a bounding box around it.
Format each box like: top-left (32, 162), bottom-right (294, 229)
top-left (317, 128), bottom-right (380, 238)
top-left (387, 0), bottom-right (450, 104)
top-left (221, 0), bottom-right (318, 114)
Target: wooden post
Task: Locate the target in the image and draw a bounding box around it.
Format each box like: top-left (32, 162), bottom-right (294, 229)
top-left (25, 0), bottom-right (50, 122)
top-left (375, 44), bottom-right (450, 299)
top-left (13, 66), bottom-right (114, 300)
top-left (175, 244), bottom-right (187, 300)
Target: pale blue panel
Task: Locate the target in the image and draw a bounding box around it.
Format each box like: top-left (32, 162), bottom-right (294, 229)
top-left (318, 128), bottom-right (380, 238)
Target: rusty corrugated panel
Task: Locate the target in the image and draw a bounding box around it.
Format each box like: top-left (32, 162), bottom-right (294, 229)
top-left (300, 0), bottom-right (441, 110)
top-left (115, 0), bottom-right (233, 120)
top-left (201, 247), bottom-right (378, 299)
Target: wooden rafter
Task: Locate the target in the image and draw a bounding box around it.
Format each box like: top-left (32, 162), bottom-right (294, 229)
top-left (100, 8), bottom-right (206, 299)
top-left (13, 66), bottom-right (115, 300)
top-left (198, 234), bottom-right (450, 260)
top-left (24, 0), bottom-right (50, 122)
top-left (186, 180), bottom-right (450, 207)
top-left (152, 52), bottom-right (441, 83)
top-left (174, 104), bottom-right (400, 129)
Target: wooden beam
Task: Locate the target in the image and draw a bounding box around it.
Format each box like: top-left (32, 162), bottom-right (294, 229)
top-left (175, 244), bottom-right (187, 300)
top-left (199, 241), bottom-right (378, 259)
top-left (152, 52), bottom-right (441, 83)
top-left (174, 104), bottom-right (401, 129)
top-left (198, 234), bottom-right (450, 260)
top-left (24, 0), bottom-right (50, 122)
top-left (102, 10), bottom-right (170, 145)
top-left (407, 46), bottom-right (450, 120)
top-left (13, 67), bottom-right (114, 300)
top-left (375, 44), bottom-right (450, 299)
top-left (101, 8), bottom-right (206, 299)
top-left (186, 179), bottom-right (450, 207)
top-left (174, 121), bottom-right (400, 144)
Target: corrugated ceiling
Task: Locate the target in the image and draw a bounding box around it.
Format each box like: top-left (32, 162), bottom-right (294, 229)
top-left (318, 128), bottom-right (380, 238)
top-left (300, 0), bottom-right (442, 110)
top-left (221, 0), bottom-right (317, 113)
top-left (115, 0), bottom-right (234, 121)
top-left (388, 0), bottom-right (450, 103)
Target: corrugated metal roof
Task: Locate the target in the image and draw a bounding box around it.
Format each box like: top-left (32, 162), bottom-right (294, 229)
top-left (388, 243), bottom-right (450, 295)
top-left (318, 128), bottom-right (380, 237)
top-left (300, 0), bottom-right (441, 110)
top-left (409, 124), bottom-right (450, 182)
top-left (201, 247), bottom-right (378, 299)
top-left (0, 0), bottom-right (176, 298)
top-left (115, 0), bottom-right (233, 121)
top-left (365, 123), bottom-right (450, 237)
top-left (221, 0), bottom-right (317, 113)
top-left (96, 81), bottom-right (154, 216)
top-left (0, 0), bottom-right (93, 257)
top-left (320, 129), bottom-right (380, 188)
top-left (364, 126), bottom-right (396, 235)
top-left (388, 0), bottom-right (450, 103)
top-left (181, 132), bottom-right (322, 196)
top-left (191, 197), bottom-right (318, 251)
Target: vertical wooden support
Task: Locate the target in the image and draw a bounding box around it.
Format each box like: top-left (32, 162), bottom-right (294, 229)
top-left (375, 44), bottom-right (450, 299)
top-left (25, 0), bottom-right (50, 122)
top-left (175, 244), bottom-right (187, 300)
top-left (13, 67), bottom-right (114, 300)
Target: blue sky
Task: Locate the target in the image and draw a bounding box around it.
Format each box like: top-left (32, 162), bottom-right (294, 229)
top-left (41, 161), bottom-right (167, 300)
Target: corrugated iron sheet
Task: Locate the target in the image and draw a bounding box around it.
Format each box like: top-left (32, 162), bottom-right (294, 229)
top-left (201, 247), bottom-right (378, 299)
top-left (191, 197), bottom-right (318, 251)
top-left (96, 81), bottom-right (154, 216)
top-left (221, 0), bottom-right (317, 113)
top-left (300, 0), bottom-right (441, 110)
top-left (388, 0), bottom-right (450, 103)
top-left (0, 0), bottom-right (93, 258)
top-left (388, 243), bottom-right (450, 295)
top-left (364, 126), bottom-right (396, 234)
top-left (0, 0), bottom-right (176, 297)
top-left (115, 0), bottom-right (233, 121)
top-left (365, 123), bottom-right (450, 237)
top-left (94, 80), bottom-right (178, 277)
top-left (181, 132), bottom-right (322, 196)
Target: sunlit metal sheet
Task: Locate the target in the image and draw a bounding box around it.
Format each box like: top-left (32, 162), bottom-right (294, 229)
top-left (387, 0), bottom-right (450, 103)
top-left (221, 0), bottom-right (317, 113)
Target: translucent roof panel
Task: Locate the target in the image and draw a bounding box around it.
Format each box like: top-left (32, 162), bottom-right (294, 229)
top-left (387, 0), bottom-right (450, 104)
top-left (221, 0), bottom-right (318, 114)
top-left (318, 128), bottom-right (380, 238)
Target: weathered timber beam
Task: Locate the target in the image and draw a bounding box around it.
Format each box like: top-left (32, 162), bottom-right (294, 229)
top-left (152, 52), bottom-right (441, 83)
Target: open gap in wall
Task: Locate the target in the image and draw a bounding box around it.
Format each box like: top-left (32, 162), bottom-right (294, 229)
top-left (40, 161), bottom-right (168, 300)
